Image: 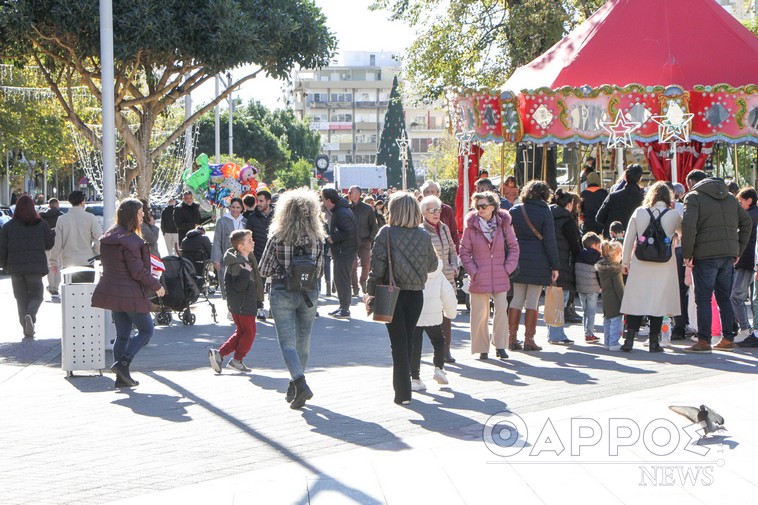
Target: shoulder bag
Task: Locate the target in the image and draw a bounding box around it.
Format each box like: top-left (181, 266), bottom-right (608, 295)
top-left (371, 230), bottom-right (400, 323)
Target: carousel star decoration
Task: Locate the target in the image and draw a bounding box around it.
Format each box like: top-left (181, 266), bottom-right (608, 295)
top-left (456, 129), bottom-right (475, 156)
top-left (601, 111), bottom-right (641, 149)
top-left (651, 101), bottom-right (694, 143)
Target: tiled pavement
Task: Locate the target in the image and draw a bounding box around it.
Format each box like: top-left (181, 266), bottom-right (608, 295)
top-left (1, 273), bottom-right (757, 505)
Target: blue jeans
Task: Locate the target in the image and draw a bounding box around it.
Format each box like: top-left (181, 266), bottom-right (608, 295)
top-left (547, 290), bottom-right (570, 341)
top-left (604, 316), bottom-right (622, 347)
top-left (730, 268), bottom-right (753, 331)
top-left (270, 287), bottom-right (318, 380)
top-left (692, 257), bottom-right (736, 343)
top-left (578, 292), bottom-right (599, 336)
top-left (112, 311), bottom-right (154, 362)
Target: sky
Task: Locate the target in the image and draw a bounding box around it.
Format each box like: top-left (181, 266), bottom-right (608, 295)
top-left (193, 0), bottom-right (415, 110)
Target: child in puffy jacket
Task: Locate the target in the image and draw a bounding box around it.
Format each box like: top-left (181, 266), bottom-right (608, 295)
top-left (574, 232), bottom-right (603, 343)
top-left (410, 259), bottom-right (458, 391)
top-left (596, 240), bottom-right (625, 350)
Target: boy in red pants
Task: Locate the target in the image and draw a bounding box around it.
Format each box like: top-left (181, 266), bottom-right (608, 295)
top-left (209, 229), bottom-right (263, 373)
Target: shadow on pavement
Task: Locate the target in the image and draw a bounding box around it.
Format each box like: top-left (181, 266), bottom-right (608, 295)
top-left (0, 337), bottom-right (60, 366)
top-left (301, 404), bottom-right (411, 451)
top-left (111, 389), bottom-right (194, 422)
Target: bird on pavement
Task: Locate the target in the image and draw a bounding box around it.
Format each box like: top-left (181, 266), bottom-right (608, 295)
top-left (669, 404), bottom-right (726, 438)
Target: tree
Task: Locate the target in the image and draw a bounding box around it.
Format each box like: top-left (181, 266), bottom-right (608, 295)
top-left (273, 158), bottom-right (312, 190)
top-left (0, 0), bottom-right (336, 197)
top-left (370, 0), bottom-right (604, 101)
top-left (377, 76), bottom-right (415, 189)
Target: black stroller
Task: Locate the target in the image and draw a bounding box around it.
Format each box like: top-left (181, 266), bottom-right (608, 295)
top-left (154, 256), bottom-right (217, 325)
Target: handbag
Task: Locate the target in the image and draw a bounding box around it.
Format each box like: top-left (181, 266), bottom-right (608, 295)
top-left (543, 284), bottom-right (565, 327)
top-left (371, 230), bottom-right (400, 323)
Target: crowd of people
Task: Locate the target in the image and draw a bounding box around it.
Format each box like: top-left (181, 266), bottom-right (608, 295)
top-left (2, 161), bottom-right (757, 408)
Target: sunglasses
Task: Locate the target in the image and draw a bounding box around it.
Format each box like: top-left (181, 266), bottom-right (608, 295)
top-left (426, 207), bottom-right (442, 214)
top-left (476, 203), bottom-right (491, 210)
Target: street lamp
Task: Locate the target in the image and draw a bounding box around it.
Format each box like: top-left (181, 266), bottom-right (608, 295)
top-left (457, 130), bottom-right (475, 212)
top-left (395, 130), bottom-right (410, 191)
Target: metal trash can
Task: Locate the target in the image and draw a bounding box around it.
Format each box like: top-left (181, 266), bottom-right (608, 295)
top-left (61, 266), bottom-right (104, 377)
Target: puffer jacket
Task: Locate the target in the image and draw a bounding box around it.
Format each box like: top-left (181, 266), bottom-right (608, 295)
top-left (681, 178), bottom-right (752, 260)
top-left (421, 219), bottom-right (458, 286)
top-left (416, 260), bottom-right (458, 327)
top-left (328, 198), bottom-right (358, 258)
top-left (459, 209), bottom-right (520, 294)
top-left (736, 205), bottom-right (758, 270)
top-left (245, 206), bottom-right (274, 261)
top-left (551, 204), bottom-right (581, 291)
top-left (574, 247), bottom-right (602, 294)
top-left (367, 225), bottom-right (437, 294)
top-left (91, 225), bottom-right (162, 313)
top-left (595, 259), bottom-right (624, 318)
top-left (0, 219), bottom-right (54, 275)
top-left (509, 199), bottom-right (560, 286)
top-left (223, 248), bottom-right (263, 316)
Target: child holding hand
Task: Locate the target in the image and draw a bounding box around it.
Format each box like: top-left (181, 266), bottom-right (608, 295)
top-left (596, 240), bottom-right (625, 350)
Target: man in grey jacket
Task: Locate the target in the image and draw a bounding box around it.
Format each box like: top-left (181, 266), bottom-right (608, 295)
top-left (49, 191), bottom-right (102, 287)
top-left (348, 186), bottom-right (378, 296)
top-left (681, 170), bottom-right (752, 353)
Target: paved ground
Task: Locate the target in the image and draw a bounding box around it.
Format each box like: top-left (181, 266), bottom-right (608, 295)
top-left (1, 269), bottom-right (757, 505)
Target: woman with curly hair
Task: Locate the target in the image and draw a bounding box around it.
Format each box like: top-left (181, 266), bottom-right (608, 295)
top-left (0, 195), bottom-right (55, 337)
top-left (259, 188), bottom-right (326, 409)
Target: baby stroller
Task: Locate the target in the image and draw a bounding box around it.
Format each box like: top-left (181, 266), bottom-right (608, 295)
top-left (180, 248), bottom-right (218, 295)
top-left (154, 256), bottom-right (217, 325)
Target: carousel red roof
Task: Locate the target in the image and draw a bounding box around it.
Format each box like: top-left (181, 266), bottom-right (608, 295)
top-left (503, 0), bottom-right (758, 92)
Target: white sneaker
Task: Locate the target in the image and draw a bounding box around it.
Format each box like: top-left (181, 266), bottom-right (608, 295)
top-left (735, 328), bottom-right (751, 343)
top-left (208, 349), bottom-right (222, 373)
top-left (433, 368), bottom-right (449, 385)
top-left (227, 359), bottom-right (250, 372)
top-left (608, 344), bottom-right (622, 351)
top-left (411, 378), bottom-right (426, 391)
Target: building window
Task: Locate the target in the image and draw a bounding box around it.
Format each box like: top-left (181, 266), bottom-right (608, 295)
top-left (370, 54), bottom-right (376, 66)
top-left (346, 155), bottom-right (353, 163)
top-left (411, 138), bottom-right (433, 153)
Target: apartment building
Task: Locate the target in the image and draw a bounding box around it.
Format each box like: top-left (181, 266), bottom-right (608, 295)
top-left (290, 51), bottom-right (446, 176)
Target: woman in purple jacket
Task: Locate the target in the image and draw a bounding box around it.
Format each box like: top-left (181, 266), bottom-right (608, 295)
top-left (92, 199), bottom-right (165, 388)
top-left (460, 191), bottom-right (520, 360)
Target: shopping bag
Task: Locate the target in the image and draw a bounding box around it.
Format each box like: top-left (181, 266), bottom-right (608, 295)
top-left (543, 285), bottom-right (565, 327)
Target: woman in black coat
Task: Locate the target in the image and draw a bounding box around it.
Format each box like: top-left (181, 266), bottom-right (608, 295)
top-left (508, 181), bottom-right (560, 352)
top-left (0, 195), bottom-right (55, 337)
top-left (547, 189), bottom-right (582, 344)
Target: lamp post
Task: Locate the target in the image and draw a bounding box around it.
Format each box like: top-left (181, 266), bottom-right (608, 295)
top-left (396, 130), bottom-right (410, 191)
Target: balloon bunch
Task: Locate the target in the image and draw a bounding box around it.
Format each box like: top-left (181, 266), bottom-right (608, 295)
top-left (182, 154), bottom-right (261, 210)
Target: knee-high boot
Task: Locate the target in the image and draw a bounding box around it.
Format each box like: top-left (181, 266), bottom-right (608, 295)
top-left (508, 308), bottom-right (523, 350)
top-left (620, 329), bottom-right (635, 352)
top-left (523, 309), bottom-right (542, 351)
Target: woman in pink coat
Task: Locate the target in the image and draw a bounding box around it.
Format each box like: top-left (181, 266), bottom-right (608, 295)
top-left (460, 191), bottom-right (520, 360)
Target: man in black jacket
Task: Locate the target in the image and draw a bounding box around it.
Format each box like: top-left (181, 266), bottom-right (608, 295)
top-left (245, 188), bottom-right (275, 320)
top-left (322, 188), bottom-right (358, 318)
top-left (595, 164), bottom-right (644, 238)
top-left (348, 186), bottom-right (378, 296)
top-left (161, 198), bottom-right (179, 255)
top-left (173, 191), bottom-right (201, 244)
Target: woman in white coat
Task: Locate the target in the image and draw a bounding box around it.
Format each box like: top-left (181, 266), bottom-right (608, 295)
top-left (410, 259), bottom-right (458, 390)
top-left (212, 198), bottom-right (247, 299)
top-left (620, 182), bottom-right (682, 352)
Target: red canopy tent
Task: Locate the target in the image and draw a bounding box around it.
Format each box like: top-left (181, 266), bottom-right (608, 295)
top-left (449, 0), bottom-right (758, 212)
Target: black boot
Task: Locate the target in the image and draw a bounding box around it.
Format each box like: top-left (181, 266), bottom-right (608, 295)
top-left (111, 357), bottom-right (138, 387)
top-left (620, 330), bottom-right (635, 352)
top-left (649, 333), bottom-right (663, 353)
top-left (114, 376), bottom-right (139, 388)
top-left (285, 381), bottom-right (295, 403)
top-left (290, 376), bottom-right (313, 409)
top-left (564, 304), bottom-right (582, 324)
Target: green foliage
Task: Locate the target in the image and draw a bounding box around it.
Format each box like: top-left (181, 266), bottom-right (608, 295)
top-left (273, 158), bottom-right (312, 190)
top-left (377, 76), bottom-right (415, 189)
top-left (0, 0), bottom-right (336, 197)
top-left (438, 179), bottom-right (458, 211)
top-left (194, 100), bottom-right (320, 185)
top-left (371, 0), bottom-right (605, 100)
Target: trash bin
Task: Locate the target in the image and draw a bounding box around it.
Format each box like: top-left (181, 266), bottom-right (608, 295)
top-left (60, 266), bottom-right (104, 377)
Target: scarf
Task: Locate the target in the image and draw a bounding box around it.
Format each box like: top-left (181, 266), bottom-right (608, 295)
top-left (478, 215), bottom-right (498, 244)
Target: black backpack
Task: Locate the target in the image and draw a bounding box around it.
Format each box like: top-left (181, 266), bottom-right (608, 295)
top-left (634, 208), bottom-right (672, 263)
top-left (285, 245), bottom-right (320, 306)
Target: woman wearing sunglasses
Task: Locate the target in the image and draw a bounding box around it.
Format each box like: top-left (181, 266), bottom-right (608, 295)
top-left (460, 191), bottom-right (520, 360)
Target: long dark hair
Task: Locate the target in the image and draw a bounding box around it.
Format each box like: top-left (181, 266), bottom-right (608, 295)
top-left (117, 198), bottom-right (144, 234)
top-left (13, 195), bottom-right (41, 226)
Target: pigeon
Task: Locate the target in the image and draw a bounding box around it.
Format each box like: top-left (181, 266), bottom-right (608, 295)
top-left (669, 405), bottom-right (726, 437)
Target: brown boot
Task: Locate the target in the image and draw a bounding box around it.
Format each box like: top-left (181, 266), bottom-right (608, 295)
top-left (508, 308), bottom-right (523, 350)
top-left (523, 309), bottom-right (542, 351)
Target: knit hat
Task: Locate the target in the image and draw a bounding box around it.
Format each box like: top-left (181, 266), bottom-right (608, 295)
top-left (586, 171), bottom-right (601, 186)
